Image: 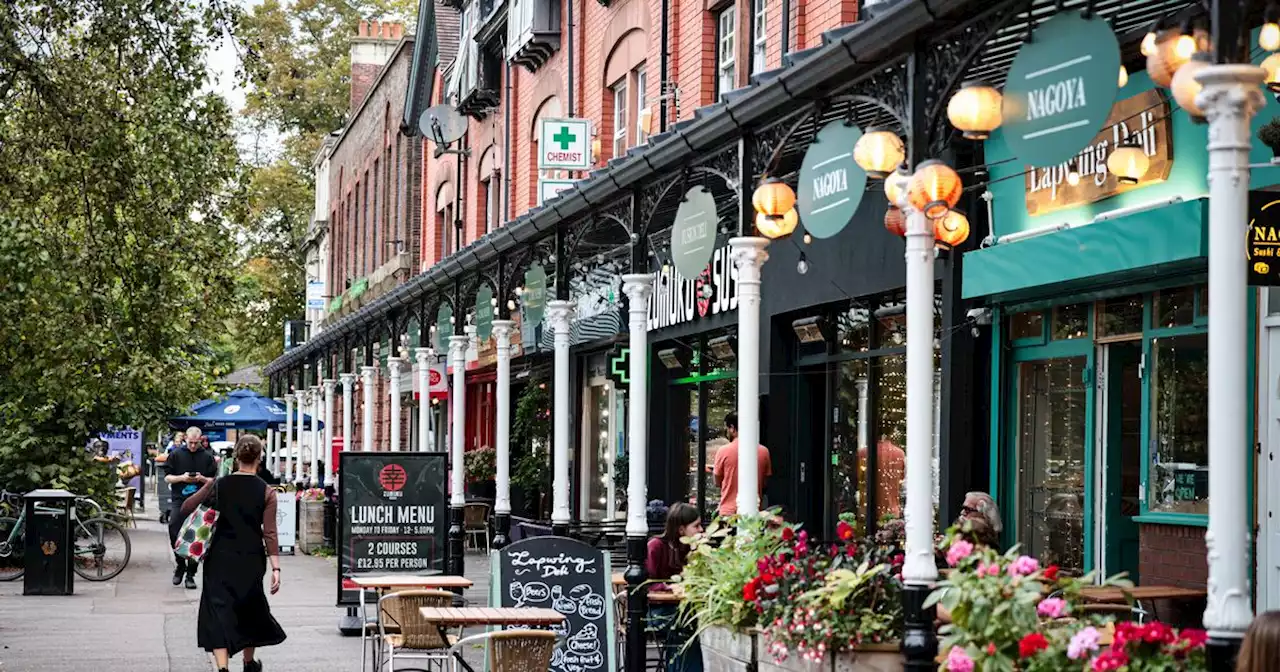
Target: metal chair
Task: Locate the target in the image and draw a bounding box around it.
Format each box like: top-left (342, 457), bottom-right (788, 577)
top-left (450, 629), bottom-right (558, 672)
top-left (116, 488), bottom-right (136, 528)
top-left (464, 502), bottom-right (490, 553)
top-left (377, 589), bottom-right (458, 671)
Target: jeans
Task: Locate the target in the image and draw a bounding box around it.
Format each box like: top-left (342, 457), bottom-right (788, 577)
top-left (649, 604), bottom-right (703, 672)
top-left (168, 500), bottom-right (197, 577)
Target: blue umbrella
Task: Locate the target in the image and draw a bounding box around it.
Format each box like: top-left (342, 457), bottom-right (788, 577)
top-left (170, 389), bottom-right (322, 431)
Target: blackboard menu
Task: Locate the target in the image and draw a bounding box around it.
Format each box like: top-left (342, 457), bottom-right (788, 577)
top-left (493, 537), bottom-right (614, 672)
top-left (337, 452), bottom-right (447, 605)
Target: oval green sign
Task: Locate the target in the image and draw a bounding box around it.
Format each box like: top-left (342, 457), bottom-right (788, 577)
top-left (475, 285), bottom-right (494, 341)
top-left (435, 304), bottom-right (453, 351)
top-left (797, 121), bottom-right (867, 239)
top-left (1001, 11), bottom-right (1120, 168)
top-left (671, 186), bottom-right (718, 280)
top-left (522, 264), bottom-right (547, 328)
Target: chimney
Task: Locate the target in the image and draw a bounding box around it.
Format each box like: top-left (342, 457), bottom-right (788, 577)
top-left (350, 19), bottom-right (405, 112)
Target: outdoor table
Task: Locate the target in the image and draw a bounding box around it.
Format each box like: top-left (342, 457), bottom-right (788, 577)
top-left (352, 575), bottom-right (475, 672)
top-left (1077, 585), bottom-right (1207, 623)
top-left (418, 606), bottom-right (567, 672)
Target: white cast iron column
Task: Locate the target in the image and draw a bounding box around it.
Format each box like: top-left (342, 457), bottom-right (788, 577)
top-left (309, 386), bottom-right (321, 486)
top-left (340, 372), bottom-right (355, 460)
top-left (416, 348), bottom-right (432, 452)
top-left (620, 273), bottom-right (655, 672)
top-left (492, 320), bottom-right (515, 548)
top-left (294, 388), bottom-right (307, 484)
top-left (1197, 64), bottom-right (1264, 657)
top-left (389, 351), bottom-right (404, 453)
top-left (448, 333), bottom-right (468, 576)
top-left (729, 237), bottom-right (769, 518)
top-left (361, 365), bottom-right (376, 452)
top-left (547, 300), bottom-right (575, 534)
top-left (323, 378), bottom-right (335, 486)
top-left (284, 393), bottom-right (294, 482)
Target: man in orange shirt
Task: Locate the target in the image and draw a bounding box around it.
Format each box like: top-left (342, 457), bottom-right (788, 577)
top-left (713, 413), bottom-right (772, 517)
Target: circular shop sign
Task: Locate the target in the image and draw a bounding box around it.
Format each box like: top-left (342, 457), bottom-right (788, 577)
top-left (797, 121), bottom-right (867, 239)
top-left (671, 186), bottom-right (718, 280)
top-left (523, 264), bottom-right (548, 328)
top-left (435, 304), bottom-right (453, 351)
top-left (1001, 11), bottom-right (1120, 168)
top-left (474, 285), bottom-right (494, 341)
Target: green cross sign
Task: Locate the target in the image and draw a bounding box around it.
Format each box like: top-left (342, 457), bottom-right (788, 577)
top-left (553, 126), bottom-right (577, 150)
top-left (608, 346), bottom-right (630, 387)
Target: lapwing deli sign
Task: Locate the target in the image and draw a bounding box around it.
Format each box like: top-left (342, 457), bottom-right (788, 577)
top-left (1024, 89), bottom-right (1172, 215)
top-left (1001, 11), bottom-right (1121, 168)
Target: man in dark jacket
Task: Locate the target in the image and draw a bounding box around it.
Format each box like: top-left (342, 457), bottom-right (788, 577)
top-left (164, 427), bottom-right (217, 588)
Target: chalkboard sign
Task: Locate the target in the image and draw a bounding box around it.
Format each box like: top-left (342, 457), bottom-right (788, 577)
top-left (336, 452), bottom-right (448, 605)
top-left (1173, 468), bottom-right (1208, 502)
top-left (492, 537), bottom-right (615, 672)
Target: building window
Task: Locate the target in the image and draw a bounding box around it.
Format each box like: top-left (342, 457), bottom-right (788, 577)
top-left (635, 68), bottom-right (648, 145)
top-left (612, 77), bottom-right (628, 158)
top-left (717, 7), bottom-right (736, 97)
top-left (481, 173), bottom-right (500, 235)
top-left (752, 0), bottom-right (766, 74)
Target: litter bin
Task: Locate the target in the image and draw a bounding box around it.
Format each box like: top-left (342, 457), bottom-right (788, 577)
top-left (23, 489), bottom-right (76, 596)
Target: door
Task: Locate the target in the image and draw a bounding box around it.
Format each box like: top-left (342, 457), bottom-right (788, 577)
top-left (579, 374), bottom-right (615, 521)
top-left (1263, 320), bottom-right (1280, 610)
top-left (1013, 354), bottom-right (1092, 575)
top-left (1097, 343), bottom-right (1142, 582)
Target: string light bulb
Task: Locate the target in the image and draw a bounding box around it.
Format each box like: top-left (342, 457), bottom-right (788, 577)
top-left (803, 232), bottom-right (813, 245)
top-left (1263, 19), bottom-right (1280, 52)
top-left (796, 253), bottom-right (809, 275)
top-left (1118, 65), bottom-right (1129, 88)
top-left (1066, 161), bottom-right (1081, 187)
top-left (1141, 30), bottom-right (1158, 57)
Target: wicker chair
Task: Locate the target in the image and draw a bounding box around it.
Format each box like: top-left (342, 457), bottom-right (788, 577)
top-left (378, 589), bottom-right (459, 671)
top-left (450, 629), bottom-right (558, 671)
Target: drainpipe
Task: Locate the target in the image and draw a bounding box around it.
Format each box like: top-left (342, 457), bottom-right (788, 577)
top-left (566, 0), bottom-right (575, 118)
top-left (781, 0), bottom-right (790, 56)
top-left (660, 0), bottom-right (669, 132)
top-left (503, 60), bottom-right (512, 221)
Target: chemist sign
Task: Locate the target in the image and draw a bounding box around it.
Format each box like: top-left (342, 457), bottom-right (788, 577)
top-left (539, 118), bottom-right (592, 170)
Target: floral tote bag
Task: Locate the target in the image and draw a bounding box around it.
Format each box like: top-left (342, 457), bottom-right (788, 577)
top-left (174, 480), bottom-right (219, 561)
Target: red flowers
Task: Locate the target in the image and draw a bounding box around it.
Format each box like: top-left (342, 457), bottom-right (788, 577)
top-left (985, 643), bottom-right (997, 656)
top-left (782, 527), bottom-right (795, 542)
top-left (1042, 564), bottom-right (1059, 581)
top-left (1180, 629), bottom-right (1208, 649)
top-left (1091, 648), bottom-right (1129, 671)
top-left (1018, 633), bottom-right (1049, 659)
top-left (744, 577), bottom-right (760, 602)
top-left (836, 520), bottom-right (854, 541)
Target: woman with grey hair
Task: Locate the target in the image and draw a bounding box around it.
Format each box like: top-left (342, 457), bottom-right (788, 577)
top-left (959, 491), bottom-right (1002, 549)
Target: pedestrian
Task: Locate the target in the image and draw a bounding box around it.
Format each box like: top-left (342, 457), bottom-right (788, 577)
top-left (957, 491), bottom-right (1002, 550)
top-left (165, 432), bottom-right (185, 455)
top-left (165, 426), bottom-right (218, 588)
top-left (712, 413), bottom-right (772, 517)
top-left (1238, 611), bottom-right (1280, 672)
top-left (181, 434), bottom-right (287, 672)
top-left (646, 502), bottom-right (703, 672)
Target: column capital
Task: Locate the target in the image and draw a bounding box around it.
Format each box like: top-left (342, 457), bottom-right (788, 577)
top-left (339, 372), bottom-right (357, 384)
top-left (621, 273), bottom-right (655, 302)
top-left (322, 378), bottom-right (336, 392)
top-left (448, 333), bottom-right (468, 361)
top-left (729, 237), bottom-right (771, 275)
top-left (359, 364), bottom-right (377, 375)
top-left (1196, 64), bottom-right (1266, 122)
top-left (547, 299), bottom-right (575, 332)
top-left (491, 319), bottom-right (516, 338)
top-left (387, 357), bottom-right (405, 377)
top-left (414, 346), bottom-right (433, 365)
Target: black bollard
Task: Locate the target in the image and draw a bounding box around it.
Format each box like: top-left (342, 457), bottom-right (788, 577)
top-left (624, 535), bottom-right (649, 672)
top-left (492, 511), bottom-right (511, 550)
top-left (551, 521), bottom-right (569, 537)
top-left (901, 582), bottom-right (938, 671)
top-left (447, 504), bottom-right (466, 580)
top-left (1206, 635), bottom-right (1241, 672)
top-left (322, 485), bottom-right (336, 548)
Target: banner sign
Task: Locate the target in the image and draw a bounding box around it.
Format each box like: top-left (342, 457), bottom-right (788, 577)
top-left (276, 491), bottom-right (297, 554)
top-left (97, 427), bottom-right (143, 490)
top-left (475, 285), bottom-right (494, 341)
top-left (1249, 191), bottom-right (1280, 286)
top-left (523, 264), bottom-right (548, 328)
top-left (1025, 89), bottom-right (1172, 215)
top-left (671, 186), bottom-right (718, 279)
top-left (649, 244), bottom-right (738, 331)
top-left (435, 304), bottom-right (453, 351)
top-left (336, 452), bottom-right (447, 605)
top-left (492, 537), bottom-right (614, 672)
top-left (538, 118), bottom-right (592, 170)
top-left (1001, 11), bottom-right (1121, 168)
top-left (797, 121), bottom-right (867, 239)
top-left (539, 179), bottom-right (576, 205)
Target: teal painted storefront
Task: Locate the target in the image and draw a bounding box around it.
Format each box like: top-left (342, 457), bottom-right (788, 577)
top-left (963, 63), bottom-right (1271, 585)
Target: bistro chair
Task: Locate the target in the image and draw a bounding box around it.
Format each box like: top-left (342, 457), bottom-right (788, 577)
top-left (450, 629), bottom-right (558, 672)
top-left (115, 487), bottom-right (136, 528)
top-left (463, 502), bottom-right (491, 553)
top-left (377, 589), bottom-right (458, 672)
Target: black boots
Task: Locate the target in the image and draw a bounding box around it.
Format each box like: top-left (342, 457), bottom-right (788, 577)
top-left (171, 556), bottom-right (184, 586)
top-left (244, 660), bottom-right (262, 672)
top-left (184, 573), bottom-right (197, 589)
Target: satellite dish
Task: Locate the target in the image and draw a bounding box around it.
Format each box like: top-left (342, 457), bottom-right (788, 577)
top-left (419, 105), bottom-right (467, 146)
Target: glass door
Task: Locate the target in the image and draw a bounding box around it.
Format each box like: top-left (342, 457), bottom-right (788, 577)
top-left (1095, 342), bottom-right (1142, 582)
top-left (580, 373), bottom-right (623, 521)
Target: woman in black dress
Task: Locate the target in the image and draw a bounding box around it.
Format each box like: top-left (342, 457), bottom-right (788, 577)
top-left (183, 435), bottom-right (287, 671)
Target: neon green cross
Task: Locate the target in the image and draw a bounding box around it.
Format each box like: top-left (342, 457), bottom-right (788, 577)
top-left (552, 126), bottom-right (577, 150)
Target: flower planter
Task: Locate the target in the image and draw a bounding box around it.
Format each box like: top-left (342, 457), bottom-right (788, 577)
top-left (700, 625), bottom-right (758, 672)
top-left (758, 638), bottom-right (903, 672)
top-left (298, 499), bottom-right (325, 554)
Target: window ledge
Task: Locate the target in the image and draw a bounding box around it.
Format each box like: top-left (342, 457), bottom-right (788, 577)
top-left (1132, 513), bottom-right (1208, 527)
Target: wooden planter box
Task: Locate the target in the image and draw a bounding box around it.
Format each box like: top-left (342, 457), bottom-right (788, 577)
top-left (702, 626), bottom-right (902, 672)
top-left (298, 499), bottom-right (325, 554)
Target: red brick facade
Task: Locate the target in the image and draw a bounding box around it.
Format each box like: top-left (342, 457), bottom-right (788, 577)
top-left (1138, 523), bottom-right (1207, 588)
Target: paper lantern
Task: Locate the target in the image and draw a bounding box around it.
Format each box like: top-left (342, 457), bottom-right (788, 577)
top-left (884, 206), bottom-right (906, 237)
top-left (883, 167), bottom-right (911, 207)
top-left (1263, 21), bottom-right (1280, 51)
top-left (947, 81), bottom-right (1003, 140)
top-left (934, 210), bottom-right (970, 249)
top-left (1171, 53), bottom-right (1211, 118)
top-left (752, 178), bottom-right (797, 218)
top-left (853, 128), bottom-right (905, 178)
top-left (907, 160), bottom-right (962, 219)
top-left (1148, 28), bottom-right (1199, 88)
top-left (755, 209), bottom-right (798, 239)
top-left (1107, 140), bottom-right (1150, 185)
top-left (1264, 53), bottom-right (1280, 92)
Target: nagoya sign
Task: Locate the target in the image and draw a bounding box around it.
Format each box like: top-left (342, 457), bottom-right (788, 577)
top-left (1001, 11), bottom-right (1121, 168)
top-left (539, 118), bottom-right (592, 171)
top-left (797, 121), bottom-right (867, 239)
top-left (1249, 192), bottom-right (1280, 286)
top-left (1024, 89), bottom-right (1172, 215)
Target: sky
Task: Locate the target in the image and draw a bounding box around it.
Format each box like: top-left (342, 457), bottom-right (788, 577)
top-left (206, 0), bottom-right (283, 163)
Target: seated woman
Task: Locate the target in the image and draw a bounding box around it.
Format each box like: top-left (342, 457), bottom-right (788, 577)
top-left (646, 502), bottom-right (703, 672)
top-left (958, 491), bottom-right (1003, 550)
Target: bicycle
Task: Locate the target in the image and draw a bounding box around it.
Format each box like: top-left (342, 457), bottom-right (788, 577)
top-left (0, 490), bottom-right (132, 581)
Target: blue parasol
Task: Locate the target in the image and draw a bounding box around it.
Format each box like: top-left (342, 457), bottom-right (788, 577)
top-left (170, 389), bottom-right (322, 431)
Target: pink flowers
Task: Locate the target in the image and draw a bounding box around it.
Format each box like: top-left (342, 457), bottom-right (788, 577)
top-left (975, 561), bottom-right (1001, 577)
top-left (1090, 648), bottom-right (1129, 671)
top-left (1036, 597), bottom-right (1068, 619)
top-left (945, 646), bottom-right (974, 672)
top-left (945, 539), bottom-right (974, 567)
top-left (1068, 626), bottom-right (1101, 660)
top-left (1007, 555), bottom-right (1039, 576)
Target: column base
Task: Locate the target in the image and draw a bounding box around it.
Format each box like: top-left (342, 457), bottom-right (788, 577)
top-left (493, 511), bottom-right (511, 550)
top-left (447, 505), bottom-right (466, 583)
top-left (551, 521), bottom-right (569, 537)
top-left (902, 582), bottom-right (938, 671)
top-left (624, 536), bottom-right (649, 672)
top-left (1207, 635), bottom-right (1242, 672)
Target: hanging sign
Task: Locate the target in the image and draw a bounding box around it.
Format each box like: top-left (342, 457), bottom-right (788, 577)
top-left (538, 118), bottom-right (592, 170)
top-left (1001, 11), bottom-right (1121, 168)
top-left (1024, 89), bottom-right (1173, 215)
top-left (539, 178), bottom-right (576, 204)
top-left (606, 345), bottom-right (630, 387)
top-left (523, 264), bottom-right (548, 327)
top-left (276, 491), bottom-right (297, 553)
top-left (797, 122), bottom-right (867, 238)
top-left (671, 186), bottom-right (718, 280)
top-left (475, 285), bottom-right (494, 341)
top-left (1248, 192), bottom-right (1280, 286)
top-left (435, 304), bottom-right (453, 350)
top-left (306, 279), bottom-right (326, 310)
top-left (649, 244), bottom-right (738, 331)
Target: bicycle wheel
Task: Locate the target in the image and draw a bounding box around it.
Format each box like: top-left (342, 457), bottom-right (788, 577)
top-left (0, 517), bottom-right (24, 581)
top-left (73, 517), bottom-right (131, 581)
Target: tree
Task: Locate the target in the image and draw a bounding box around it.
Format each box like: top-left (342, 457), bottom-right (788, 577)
top-left (0, 0), bottom-right (240, 503)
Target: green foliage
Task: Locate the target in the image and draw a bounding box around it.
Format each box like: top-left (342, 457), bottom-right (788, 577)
top-left (0, 0), bottom-right (240, 503)
top-left (511, 382), bottom-right (551, 498)
top-left (1259, 117), bottom-right (1280, 151)
top-left (464, 446), bottom-right (496, 483)
top-left (675, 512), bottom-right (789, 632)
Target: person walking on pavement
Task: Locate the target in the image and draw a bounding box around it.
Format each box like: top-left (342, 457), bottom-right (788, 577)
top-left (182, 435), bottom-right (286, 672)
top-left (713, 413), bottom-right (772, 517)
top-left (166, 426), bottom-right (218, 588)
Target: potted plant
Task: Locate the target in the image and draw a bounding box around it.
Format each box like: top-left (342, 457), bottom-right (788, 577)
top-left (298, 487), bottom-right (326, 554)
top-left (464, 446), bottom-right (496, 499)
top-left (1259, 117), bottom-right (1280, 161)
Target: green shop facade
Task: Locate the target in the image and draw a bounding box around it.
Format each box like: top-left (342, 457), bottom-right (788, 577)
top-left (964, 56), bottom-right (1280, 606)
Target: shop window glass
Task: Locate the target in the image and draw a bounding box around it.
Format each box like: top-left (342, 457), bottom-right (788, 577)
top-left (872, 355), bottom-right (907, 521)
top-left (875, 300), bottom-right (907, 348)
top-left (704, 378), bottom-right (736, 519)
top-left (1197, 284), bottom-right (1208, 318)
top-left (680, 385), bottom-right (700, 509)
top-left (582, 381), bottom-right (612, 521)
top-left (1148, 333), bottom-right (1209, 515)
top-left (1153, 286), bottom-right (1196, 328)
top-left (1009, 311), bottom-right (1044, 341)
top-left (838, 301), bottom-right (871, 353)
top-left (1051, 303), bottom-right (1089, 340)
top-left (1097, 295), bottom-right (1143, 337)
top-left (1268, 287), bottom-right (1280, 316)
top-left (833, 359), bottom-right (870, 535)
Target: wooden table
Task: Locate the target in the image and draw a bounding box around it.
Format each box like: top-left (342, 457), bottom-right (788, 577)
top-left (1078, 585), bottom-right (1207, 603)
top-left (352, 575), bottom-right (474, 672)
top-left (419, 607), bottom-right (567, 672)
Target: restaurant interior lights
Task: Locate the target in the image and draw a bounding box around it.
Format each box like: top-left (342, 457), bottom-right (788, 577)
top-left (947, 81), bottom-right (1002, 140)
top-left (934, 210), bottom-right (970, 249)
top-left (907, 160), bottom-right (963, 219)
top-left (1171, 52), bottom-right (1211, 119)
top-left (1107, 139), bottom-right (1150, 185)
top-left (853, 128), bottom-right (905, 178)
